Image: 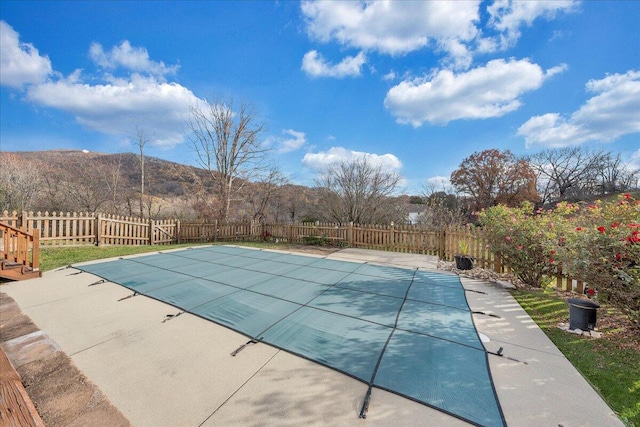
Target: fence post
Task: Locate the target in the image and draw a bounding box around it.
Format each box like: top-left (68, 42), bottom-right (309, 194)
top-left (176, 220), bottom-right (181, 244)
top-left (348, 222), bottom-right (353, 247)
top-left (387, 221), bottom-right (396, 251)
top-left (18, 211), bottom-right (26, 230)
top-left (95, 214), bottom-right (102, 246)
top-left (149, 219), bottom-right (155, 245)
top-left (214, 220), bottom-right (218, 242)
top-left (31, 228), bottom-right (40, 269)
top-left (438, 227), bottom-right (446, 260)
top-left (494, 252), bottom-right (502, 273)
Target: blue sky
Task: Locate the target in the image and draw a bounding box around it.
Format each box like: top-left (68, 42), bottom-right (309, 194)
top-left (1, 1), bottom-right (639, 193)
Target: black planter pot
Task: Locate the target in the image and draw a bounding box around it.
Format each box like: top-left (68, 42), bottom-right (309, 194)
top-left (454, 255), bottom-right (474, 270)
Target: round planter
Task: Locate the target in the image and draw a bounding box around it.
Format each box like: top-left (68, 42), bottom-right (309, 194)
top-left (454, 255), bottom-right (474, 270)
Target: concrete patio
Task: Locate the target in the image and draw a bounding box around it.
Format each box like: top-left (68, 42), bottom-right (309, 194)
top-left (0, 247), bottom-right (624, 426)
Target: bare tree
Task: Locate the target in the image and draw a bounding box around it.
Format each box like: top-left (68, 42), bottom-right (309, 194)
top-left (102, 153), bottom-right (124, 214)
top-left (273, 184), bottom-right (316, 223)
top-left (246, 166), bottom-right (288, 222)
top-left (186, 99), bottom-right (268, 222)
top-left (37, 164), bottom-right (69, 212)
top-left (0, 153), bottom-right (42, 212)
top-left (595, 151), bottom-right (639, 194)
top-left (63, 157), bottom-right (112, 212)
top-left (133, 126), bottom-right (151, 218)
top-left (314, 158), bottom-right (403, 224)
top-left (418, 183), bottom-right (466, 228)
top-left (526, 147), bottom-right (608, 204)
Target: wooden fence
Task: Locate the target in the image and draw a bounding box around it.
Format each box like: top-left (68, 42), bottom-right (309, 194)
top-left (0, 210), bottom-right (584, 292)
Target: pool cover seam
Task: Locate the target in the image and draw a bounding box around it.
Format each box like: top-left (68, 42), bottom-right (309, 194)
top-left (358, 267), bottom-right (418, 418)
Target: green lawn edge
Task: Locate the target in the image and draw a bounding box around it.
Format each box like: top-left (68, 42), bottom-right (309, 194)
top-left (36, 242), bottom-right (287, 272)
top-left (512, 289), bottom-right (639, 427)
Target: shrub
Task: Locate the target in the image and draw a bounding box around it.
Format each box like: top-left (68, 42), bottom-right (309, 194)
top-left (303, 235), bottom-right (329, 246)
top-left (479, 195), bottom-right (639, 327)
top-left (478, 202), bottom-right (560, 288)
top-left (556, 194), bottom-right (640, 326)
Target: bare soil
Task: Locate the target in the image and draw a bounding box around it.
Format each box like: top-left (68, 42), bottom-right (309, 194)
top-left (277, 244), bottom-right (343, 256)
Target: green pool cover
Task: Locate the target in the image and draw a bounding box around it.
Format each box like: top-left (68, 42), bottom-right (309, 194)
top-left (76, 245), bottom-right (505, 427)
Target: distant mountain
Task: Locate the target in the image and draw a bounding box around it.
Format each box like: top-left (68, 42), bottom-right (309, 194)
top-left (1, 149), bottom-right (320, 221)
top-left (6, 149), bottom-right (215, 197)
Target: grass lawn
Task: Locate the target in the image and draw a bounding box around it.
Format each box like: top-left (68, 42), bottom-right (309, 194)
top-left (512, 289), bottom-right (640, 427)
top-left (37, 241), bottom-right (294, 272)
top-left (37, 243), bottom-right (204, 271)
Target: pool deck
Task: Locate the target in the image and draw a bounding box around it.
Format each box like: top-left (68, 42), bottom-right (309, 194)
top-left (1, 246), bottom-right (624, 427)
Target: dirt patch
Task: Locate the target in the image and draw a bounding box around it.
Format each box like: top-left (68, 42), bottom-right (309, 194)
top-left (281, 244), bottom-right (343, 256)
top-left (0, 292), bottom-right (131, 427)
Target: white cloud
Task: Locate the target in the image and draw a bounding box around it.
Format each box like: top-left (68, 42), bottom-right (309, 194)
top-left (384, 58), bottom-right (566, 126)
top-left (272, 129), bottom-right (307, 153)
top-left (423, 175), bottom-right (457, 195)
top-left (301, 0), bottom-right (479, 59)
top-left (629, 149), bottom-right (640, 171)
top-left (301, 50), bottom-right (366, 78)
top-left (89, 41), bottom-right (179, 79)
top-left (27, 72), bottom-right (201, 147)
top-left (427, 176), bottom-right (448, 184)
top-left (383, 70), bottom-right (397, 81)
top-left (302, 146), bottom-right (402, 171)
top-left (2, 31), bottom-right (202, 148)
top-left (301, 1), bottom-right (579, 70)
top-left (518, 70), bottom-right (640, 147)
top-left (0, 21), bottom-right (53, 88)
top-left (486, 0), bottom-right (578, 50)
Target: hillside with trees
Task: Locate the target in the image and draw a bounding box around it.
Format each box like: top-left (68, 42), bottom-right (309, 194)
top-left (0, 150), bottom-right (321, 222)
top-left (1, 146), bottom-right (637, 226)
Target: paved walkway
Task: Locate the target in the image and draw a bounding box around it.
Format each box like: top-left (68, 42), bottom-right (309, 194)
top-left (1, 246), bottom-right (624, 426)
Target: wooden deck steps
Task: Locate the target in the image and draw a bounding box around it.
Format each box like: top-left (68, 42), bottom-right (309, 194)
top-left (1, 222), bottom-right (41, 281)
top-left (0, 260), bottom-right (42, 281)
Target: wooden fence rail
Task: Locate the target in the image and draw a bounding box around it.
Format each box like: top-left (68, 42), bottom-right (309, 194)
top-left (0, 210), bottom-right (584, 292)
